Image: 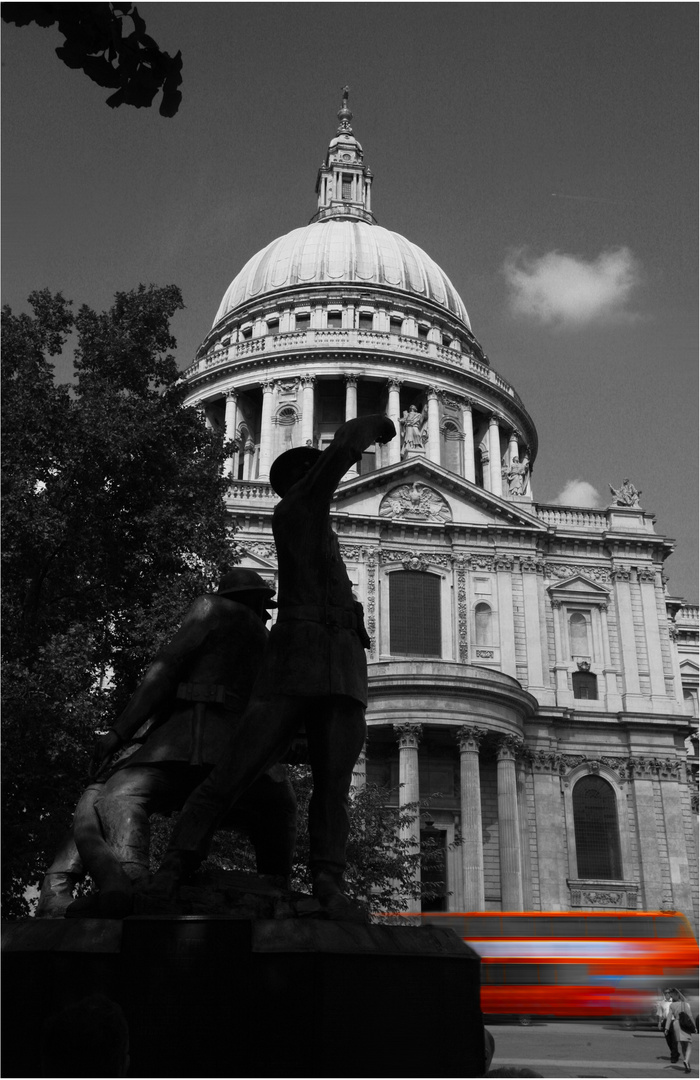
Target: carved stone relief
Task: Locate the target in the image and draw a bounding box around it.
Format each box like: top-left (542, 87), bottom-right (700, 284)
top-left (379, 483), bottom-right (452, 524)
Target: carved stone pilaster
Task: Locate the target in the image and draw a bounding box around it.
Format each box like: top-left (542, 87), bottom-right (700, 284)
top-left (611, 565), bottom-right (631, 582)
top-left (521, 558), bottom-right (544, 574)
top-left (365, 547), bottom-right (378, 654)
top-left (495, 555), bottom-right (515, 572)
top-left (530, 750), bottom-right (562, 773)
top-left (300, 374), bottom-right (316, 389)
top-left (637, 567), bottom-right (656, 583)
top-left (456, 558), bottom-right (469, 663)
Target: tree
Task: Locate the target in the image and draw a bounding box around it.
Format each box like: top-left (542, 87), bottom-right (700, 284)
top-left (1, 285), bottom-right (237, 915)
top-left (150, 767), bottom-right (456, 915)
top-left (1, 3), bottom-right (182, 116)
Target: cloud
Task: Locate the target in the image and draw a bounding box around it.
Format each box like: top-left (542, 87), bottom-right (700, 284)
top-left (552, 480), bottom-right (601, 507)
top-left (503, 247), bottom-right (642, 326)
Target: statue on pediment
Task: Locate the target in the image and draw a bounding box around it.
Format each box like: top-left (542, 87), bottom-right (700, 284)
top-left (399, 404), bottom-right (427, 455)
top-left (609, 478), bottom-right (641, 508)
top-left (503, 454), bottom-right (530, 497)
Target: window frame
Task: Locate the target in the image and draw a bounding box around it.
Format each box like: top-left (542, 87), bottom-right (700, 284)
top-left (561, 761), bottom-right (632, 887)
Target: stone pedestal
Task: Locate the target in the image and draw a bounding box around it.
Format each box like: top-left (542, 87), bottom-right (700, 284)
top-left (2, 912), bottom-right (484, 1078)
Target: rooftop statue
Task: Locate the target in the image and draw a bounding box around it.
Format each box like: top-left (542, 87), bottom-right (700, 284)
top-left (150, 414), bottom-right (396, 921)
top-left (609, 478), bottom-right (642, 508)
top-left (400, 403), bottom-right (428, 455)
top-left (503, 454), bottom-right (530, 497)
top-left (36, 570), bottom-right (296, 919)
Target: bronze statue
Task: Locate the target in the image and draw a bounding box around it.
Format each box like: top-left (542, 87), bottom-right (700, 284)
top-left (151, 414), bottom-right (396, 919)
top-left (36, 570), bottom-right (297, 918)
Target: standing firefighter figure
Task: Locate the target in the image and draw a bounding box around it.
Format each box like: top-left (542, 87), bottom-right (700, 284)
top-left (152, 414), bottom-right (396, 920)
top-left (37, 570), bottom-right (297, 919)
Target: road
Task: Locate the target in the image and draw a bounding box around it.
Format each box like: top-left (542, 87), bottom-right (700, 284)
top-left (486, 1020), bottom-right (697, 1079)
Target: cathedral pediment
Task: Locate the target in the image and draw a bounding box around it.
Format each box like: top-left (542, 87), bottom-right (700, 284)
top-left (547, 574), bottom-right (611, 604)
top-left (332, 458), bottom-right (546, 531)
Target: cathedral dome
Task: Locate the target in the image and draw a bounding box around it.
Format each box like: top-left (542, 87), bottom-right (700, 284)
top-left (212, 220), bottom-right (470, 329)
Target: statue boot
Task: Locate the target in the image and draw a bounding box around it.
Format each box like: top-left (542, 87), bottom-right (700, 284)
top-left (312, 868), bottom-right (369, 924)
top-left (35, 872), bottom-right (80, 919)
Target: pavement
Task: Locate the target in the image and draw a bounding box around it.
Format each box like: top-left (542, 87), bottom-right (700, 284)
top-left (486, 1020), bottom-right (698, 1079)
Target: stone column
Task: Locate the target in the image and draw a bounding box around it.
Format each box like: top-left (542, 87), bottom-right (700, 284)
top-left (386, 379), bottom-right (402, 465)
top-left (600, 604), bottom-right (622, 709)
top-left (522, 561), bottom-right (545, 689)
top-left (224, 390), bottom-right (238, 476)
top-left (551, 599), bottom-right (571, 700)
top-left (488, 416), bottom-right (503, 496)
top-left (258, 379), bottom-right (275, 480)
top-left (457, 725), bottom-right (486, 911)
top-left (345, 375), bottom-right (359, 476)
top-left (426, 388), bottom-right (440, 464)
top-left (480, 446), bottom-right (491, 492)
top-left (497, 734), bottom-right (524, 910)
top-left (351, 740), bottom-right (367, 790)
top-left (496, 556), bottom-right (517, 677)
top-left (394, 723), bottom-right (423, 892)
top-left (629, 758), bottom-right (664, 911)
top-left (658, 760), bottom-right (694, 918)
top-left (461, 399), bottom-right (476, 483)
top-left (531, 752), bottom-right (568, 909)
top-left (507, 430), bottom-right (519, 467)
top-left (611, 566), bottom-right (642, 700)
top-left (300, 375), bottom-right (316, 447)
top-left (638, 568), bottom-right (667, 700)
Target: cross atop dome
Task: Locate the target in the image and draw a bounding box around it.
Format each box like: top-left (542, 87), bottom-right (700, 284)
top-left (337, 85), bottom-right (353, 132)
top-left (311, 90), bottom-right (375, 224)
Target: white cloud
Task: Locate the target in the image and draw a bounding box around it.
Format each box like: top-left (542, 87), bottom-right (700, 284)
top-left (552, 480), bottom-right (601, 507)
top-left (503, 247), bottom-right (642, 326)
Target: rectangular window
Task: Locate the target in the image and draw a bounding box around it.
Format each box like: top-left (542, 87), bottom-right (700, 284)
top-left (295, 313), bottom-right (310, 331)
top-left (342, 174), bottom-right (353, 199)
top-left (267, 319), bottom-right (279, 335)
top-left (358, 312), bottom-right (374, 331)
top-left (389, 570), bottom-right (441, 657)
top-left (327, 311), bottom-right (343, 329)
top-left (389, 317), bottom-right (403, 335)
top-left (417, 324), bottom-right (429, 340)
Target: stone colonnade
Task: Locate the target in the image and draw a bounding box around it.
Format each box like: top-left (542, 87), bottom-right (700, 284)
top-left (390, 722), bottom-right (525, 911)
top-left (222, 375), bottom-right (529, 494)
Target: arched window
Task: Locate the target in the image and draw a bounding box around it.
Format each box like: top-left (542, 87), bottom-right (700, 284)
top-left (569, 612), bottom-right (589, 655)
top-left (440, 420), bottom-right (464, 475)
top-left (277, 406), bottom-right (297, 452)
top-left (474, 602), bottom-right (493, 646)
top-left (573, 775), bottom-right (622, 879)
top-left (389, 570), bottom-right (441, 657)
top-left (572, 670), bottom-right (598, 700)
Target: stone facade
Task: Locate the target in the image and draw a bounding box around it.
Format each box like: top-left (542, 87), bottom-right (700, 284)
top-left (183, 96), bottom-right (699, 930)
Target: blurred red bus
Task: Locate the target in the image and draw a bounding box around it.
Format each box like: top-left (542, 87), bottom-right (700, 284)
top-left (381, 910), bottom-right (699, 1023)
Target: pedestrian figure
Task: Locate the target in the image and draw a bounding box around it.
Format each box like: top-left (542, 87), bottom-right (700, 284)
top-left (657, 989), bottom-right (679, 1063)
top-left (665, 987), bottom-right (697, 1073)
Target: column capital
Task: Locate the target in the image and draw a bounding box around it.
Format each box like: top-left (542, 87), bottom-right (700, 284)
top-left (551, 598), bottom-right (563, 610)
top-left (611, 564), bottom-right (631, 581)
top-left (457, 724), bottom-right (487, 752)
top-left (497, 733), bottom-right (524, 761)
top-left (427, 386), bottom-right (439, 400)
top-left (637, 567), bottom-right (656, 583)
top-left (488, 413), bottom-right (501, 427)
top-left (225, 388), bottom-right (238, 401)
top-left (387, 378), bottom-right (403, 392)
top-left (461, 396), bottom-right (474, 411)
top-left (300, 374), bottom-right (316, 388)
top-left (345, 373), bottom-right (359, 387)
top-left (260, 378), bottom-right (275, 393)
top-left (509, 429), bottom-right (520, 442)
top-left (393, 722), bottom-right (423, 749)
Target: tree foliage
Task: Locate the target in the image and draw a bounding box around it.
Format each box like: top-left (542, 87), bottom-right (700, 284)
top-left (150, 767), bottom-right (455, 915)
top-left (1, 285), bottom-right (237, 916)
top-left (1, 3), bottom-right (182, 116)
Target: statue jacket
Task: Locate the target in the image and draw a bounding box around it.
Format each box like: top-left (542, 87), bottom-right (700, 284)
top-left (256, 414), bottom-right (394, 706)
top-left (110, 595), bottom-right (269, 768)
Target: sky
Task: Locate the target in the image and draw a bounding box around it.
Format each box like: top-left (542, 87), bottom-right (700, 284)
top-left (2, 2), bottom-right (698, 600)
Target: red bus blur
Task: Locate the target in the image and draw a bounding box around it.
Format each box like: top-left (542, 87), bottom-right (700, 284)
top-left (382, 910), bottom-right (699, 1023)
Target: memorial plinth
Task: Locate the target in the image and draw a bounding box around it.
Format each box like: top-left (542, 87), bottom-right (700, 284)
top-left (3, 914), bottom-right (484, 1078)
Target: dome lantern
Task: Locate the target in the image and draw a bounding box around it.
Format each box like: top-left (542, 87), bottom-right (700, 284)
top-left (312, 86), bottom-right (375, 225)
